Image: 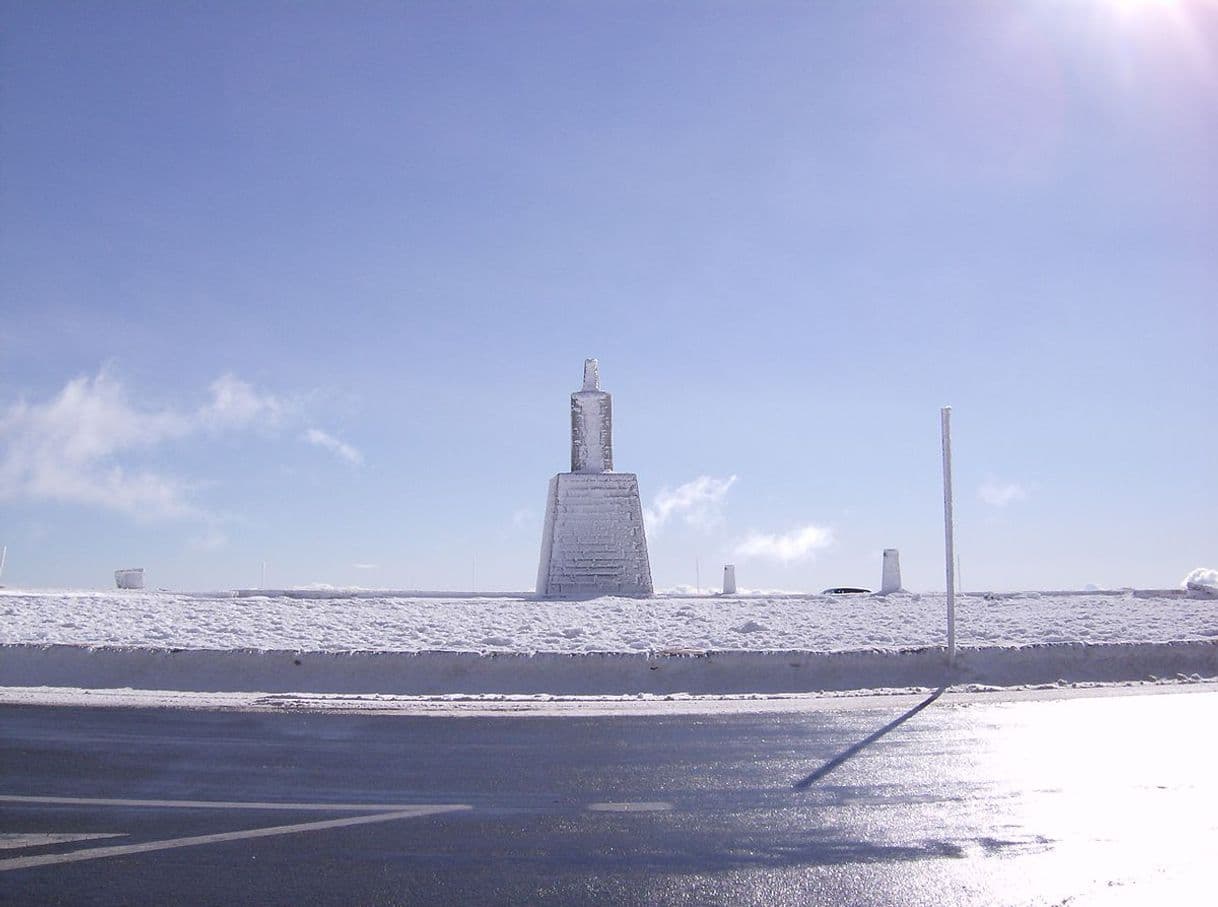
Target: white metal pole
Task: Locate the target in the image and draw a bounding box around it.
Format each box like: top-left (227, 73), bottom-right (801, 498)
top-left (261, 561), bottom-right (266, 590)
top-left (0, 545), bottom-right (6, 582)
top-left (696, 557), bottom-right (701, 594)
top-left (941, 406), bottom-right (956, 666)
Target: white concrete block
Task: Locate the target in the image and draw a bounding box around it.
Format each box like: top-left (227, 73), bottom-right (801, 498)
top-left (115, 568), bottom-right (144, 590)
top-left (723, 565), bottom-right (737, 595)
top-left (881, 549), bottom-right (902, 594)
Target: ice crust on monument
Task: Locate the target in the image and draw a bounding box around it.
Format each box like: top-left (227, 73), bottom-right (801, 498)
top-left (536, 359), bottom-right (653, 597)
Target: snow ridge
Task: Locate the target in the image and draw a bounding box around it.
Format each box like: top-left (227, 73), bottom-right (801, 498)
top-left (1, 589), bottom-right (1213, 654)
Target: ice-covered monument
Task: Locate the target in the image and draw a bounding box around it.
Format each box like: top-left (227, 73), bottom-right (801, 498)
top-left (536, 359), bottom-right (653, 597)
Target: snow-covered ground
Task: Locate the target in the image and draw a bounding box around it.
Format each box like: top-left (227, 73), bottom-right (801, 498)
top-left (1, 588), bottom-right (1215, 654)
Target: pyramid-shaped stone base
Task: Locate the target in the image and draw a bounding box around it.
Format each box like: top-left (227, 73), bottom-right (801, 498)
top-left (536, 472), bottom-right (653, 597)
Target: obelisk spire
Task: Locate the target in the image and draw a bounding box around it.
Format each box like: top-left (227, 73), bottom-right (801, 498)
top-left (570, 358), bottom-right (612, 473)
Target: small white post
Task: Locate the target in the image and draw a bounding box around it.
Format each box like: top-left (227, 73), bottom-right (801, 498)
top-left (723, 564), bottom-right (737, 595)
top-left (881, 549), bottom-right (902, 594)
top-left (260, 561), bottom-right (266, 590)
top-left (941, 406), bottom-right (956, 666)
top-left (0, 545), bottom-right (6, 581)
top-left (695, 557), bottom-right (701, 594)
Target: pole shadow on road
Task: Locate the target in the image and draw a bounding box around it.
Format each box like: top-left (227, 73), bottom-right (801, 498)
top-left (793, 685), bottom-right (947, 790)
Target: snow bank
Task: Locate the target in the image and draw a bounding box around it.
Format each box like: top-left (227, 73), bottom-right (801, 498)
top-left (1183, 568), bottom-right (1218, 596)
top-left (2, 589), bottom-right (1214, 654)
top-left (1, 588), bottom-right (1213, 695)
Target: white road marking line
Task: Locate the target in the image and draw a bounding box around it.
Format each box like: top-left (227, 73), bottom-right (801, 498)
top-left (0, 833), bottom-right (125, 851)
top-left (0, 805), bottom-right (469, 872)
top-left (585, 802), bottom-right (672, 812)
top-left (0, 794), bottom-right (445, 811)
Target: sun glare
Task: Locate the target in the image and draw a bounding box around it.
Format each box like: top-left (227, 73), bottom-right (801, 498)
top-left (1102, 0), bottom-right (1209, 24)
top-left (1079, 0), bottom-right (1218, 86)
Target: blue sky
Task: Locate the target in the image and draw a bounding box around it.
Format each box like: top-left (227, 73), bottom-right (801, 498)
top-left (2, 1), bottom-right (1214, 592)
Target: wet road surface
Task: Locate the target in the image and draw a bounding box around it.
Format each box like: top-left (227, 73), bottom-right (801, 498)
top-left (1, 687), bottom-right (1214, 905)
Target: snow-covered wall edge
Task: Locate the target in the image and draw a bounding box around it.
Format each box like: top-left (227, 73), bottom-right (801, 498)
top-left (2, 641), bottom-right (1214, 696)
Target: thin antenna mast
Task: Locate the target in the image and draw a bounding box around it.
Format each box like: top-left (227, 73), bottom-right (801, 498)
top-left (941, 406), bottom-right (957, 666)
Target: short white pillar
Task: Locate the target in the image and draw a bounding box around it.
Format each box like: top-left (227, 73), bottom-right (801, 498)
top-left (115, 568), bottom-right (145, 590)
top-left (723, 564), bottom-right (737, 595)
top-left (881, 549), bottom-right (902, 594)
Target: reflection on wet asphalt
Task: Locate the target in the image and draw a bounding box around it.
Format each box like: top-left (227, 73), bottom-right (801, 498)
top-left (1, 688), bottom-right (1215, 904)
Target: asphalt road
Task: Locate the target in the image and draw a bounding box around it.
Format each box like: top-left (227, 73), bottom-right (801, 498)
top-left (2, 688), bottom-right (1215, 905)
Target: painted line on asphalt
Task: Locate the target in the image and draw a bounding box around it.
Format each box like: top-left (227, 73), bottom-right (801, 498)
top-left (0, 833), bottom-right (125, 851)
top-left (0, 794), bottom-right (451, 812)
top-left (0, 805), bottom-right (470, 872)
top-left (586, 802), bottom-right (672, 812)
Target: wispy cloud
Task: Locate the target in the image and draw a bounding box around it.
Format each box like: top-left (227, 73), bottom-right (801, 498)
top-left (511, 508), bottom-right (536, 529)
top-left (189, 526), bottom-right (229, 551)
top-left (979, 480), bottom-right (1027, 507)
top-left (200, 374), bottom-right (284, 430)
top-left (353, 563), bottom-right (378, 570)
top-left (645, 475), bottom-right (737, 533)
top-left (0, 368), bottom-right (284, 520)
top-left (302, 428), bottom-right (363, 466)
top-left (733, 524), bottom-right (834, 563)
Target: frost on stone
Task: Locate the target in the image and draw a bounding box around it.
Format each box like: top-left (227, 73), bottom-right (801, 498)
top-left (538, 360), bottom-right (653, 597)
top-left (536, 472), bottom-right (653, 597)
top-left (570, 357), bottom-right (612, 474)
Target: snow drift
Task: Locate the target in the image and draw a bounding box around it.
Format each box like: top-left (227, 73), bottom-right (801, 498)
top-left (2, 588), bottom-right (1214, 654)
top-left (0, 588), bottom-right (1214, 695)
top-left (1183, 567), bottom-right (1218, 597)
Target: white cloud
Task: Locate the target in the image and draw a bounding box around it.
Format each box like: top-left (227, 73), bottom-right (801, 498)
top-left (733, 524), bottom-right (834, 563)
top-left (200, 374), bottom-right (283, 430)
top-left (645, 475), bottom-right (737, 533)
top-left (979, 480), bottom-right (1027, 507)
top-left (0, 368), bottom-right (284, 520)
top-left (302, 428), bottom-right (363, 466)
top-left (353, 563), bottom-right (378, 570)
top-left (511, 508), bottom-right (536, 529)
top-left (189, 526), bottom-right (229, 551)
